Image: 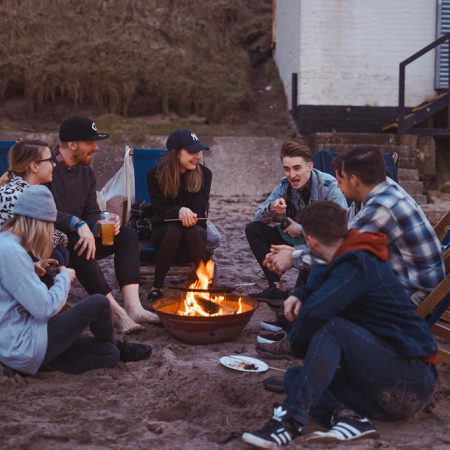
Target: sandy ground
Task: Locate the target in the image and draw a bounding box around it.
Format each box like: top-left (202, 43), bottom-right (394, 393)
top-left (1, 136), bottom-right (450, 450)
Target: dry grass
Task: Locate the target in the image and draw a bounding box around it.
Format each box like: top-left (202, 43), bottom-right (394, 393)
top-left (0, 0), bottom-right (272, 121)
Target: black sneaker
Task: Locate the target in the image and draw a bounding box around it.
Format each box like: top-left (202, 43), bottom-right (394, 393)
top-left (257, 330), bottom-right (287, 345)
top-left (307, 411), bottom-right (379, 443)
top-left (147, 288), bottom-right (163, 303)
top-left (242, 404), bottom-right (302, 449)
top-left (249, 287), bottom-right (288, 305)
top-left (117, 341), bottom-right (152, 362)
top-left (260, 315), bottom-right (291, 333)
top-left (263, 376), bottom-right (284, 394)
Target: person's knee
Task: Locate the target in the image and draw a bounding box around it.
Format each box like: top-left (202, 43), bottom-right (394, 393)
top-left (85, 294), bottom-right (110, 312)
top-left (117, 226), bottom-right (139, 247)
top-left (245, 221), bottom-right (265, 240)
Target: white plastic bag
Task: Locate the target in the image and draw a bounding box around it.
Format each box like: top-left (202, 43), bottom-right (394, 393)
top-left (98, 146), bottom-right (135, 224)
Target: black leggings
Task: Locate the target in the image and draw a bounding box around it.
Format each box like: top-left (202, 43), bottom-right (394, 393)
top-left (245, 221), bottom-right (291, 285)
top-left (150, 223), bottom-right (210, 288)
top-left (40, 295), bottom-right (119, 374)
top-left (67, 226), bottom-right (140, 295)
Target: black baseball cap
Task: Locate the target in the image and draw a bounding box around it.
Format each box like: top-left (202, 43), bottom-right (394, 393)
top-left (166, 129), bottom-right (209, 153)
top-left (59, 116), bottom-right (109, 142)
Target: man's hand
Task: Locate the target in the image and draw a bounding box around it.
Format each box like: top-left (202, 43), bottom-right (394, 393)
top-left (269, 197), bottom-right (287, 214)
top-left (282, 217), bottom-right (302, 238)
top-left (179, 207), bottom-right (198, 227)
top-left (284, 295), bottom-right (302, 322)
top-left (263, 245), bottom-right (294, 275)
top-left (74, 223), bottom-right (96, 260)
top-left (33, 258), bottom-right (59, 277)
top-left (113, 214), bottom-right (121, 235)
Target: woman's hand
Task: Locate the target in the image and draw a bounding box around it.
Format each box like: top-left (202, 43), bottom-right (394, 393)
top-left (60, 267), bottom-right (76, 282)
top-left (179, 207), bottom-right (198, 227)
top-left (33, 258), bottom-right (59, 277)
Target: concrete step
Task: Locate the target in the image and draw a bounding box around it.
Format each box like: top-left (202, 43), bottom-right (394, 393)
top-left (310, 132), bottom-right (401, 146)
top-left (397, 168), bottom-right (420, 181)
top-left (397, 157), bottom-right (417, 169)
top-left (413, 194), bottom-right (428, 205)
top-left (314, 143), bottom-right (412, 157)
top-left (400, 180), bottom-right (424, 196)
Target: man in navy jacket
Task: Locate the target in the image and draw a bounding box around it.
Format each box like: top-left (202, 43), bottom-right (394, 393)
top-left (242, 201), bottom-right (437, 449)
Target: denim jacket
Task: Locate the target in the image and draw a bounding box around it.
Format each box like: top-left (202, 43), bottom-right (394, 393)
top-left (290, 250), bottom-right (437, 360)
top-left (254, 169), bottom-right (348, 224)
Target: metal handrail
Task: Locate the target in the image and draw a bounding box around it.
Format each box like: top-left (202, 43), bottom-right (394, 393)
top-left (399, 33), bottom-right (450, 109)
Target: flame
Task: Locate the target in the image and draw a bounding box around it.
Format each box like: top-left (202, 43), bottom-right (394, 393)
top-left (176, 259), bottom-right (243, 317)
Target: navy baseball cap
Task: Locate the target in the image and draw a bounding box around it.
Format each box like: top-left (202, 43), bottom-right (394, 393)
top-left (166, 129), bottom-right (209, 153)
top-left (59, 116), bottom-right (109, 142)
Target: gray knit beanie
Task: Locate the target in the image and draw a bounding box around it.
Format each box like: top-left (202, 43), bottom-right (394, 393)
top-left (12, 185), bottom-right (57, 222)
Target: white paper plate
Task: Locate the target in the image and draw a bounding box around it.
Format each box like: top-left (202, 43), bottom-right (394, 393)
top-left (220, 355), bottom-right (269, 373)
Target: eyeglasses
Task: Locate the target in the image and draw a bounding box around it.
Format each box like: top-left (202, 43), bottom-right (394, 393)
top-left (35, 158), bottom-right (56, 166)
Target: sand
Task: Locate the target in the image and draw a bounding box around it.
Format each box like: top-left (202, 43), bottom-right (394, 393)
top-left (1, 136), bottom-right (450, 450)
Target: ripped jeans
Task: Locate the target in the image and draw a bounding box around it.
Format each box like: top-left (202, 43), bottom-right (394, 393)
top-left (283, 318), bottom-right (437, 426)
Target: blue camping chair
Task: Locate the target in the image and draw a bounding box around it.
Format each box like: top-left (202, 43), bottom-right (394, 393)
top-left (0, 140), bottom-right (15, 175)
top-left (132, 148), bottom-right (167, 264)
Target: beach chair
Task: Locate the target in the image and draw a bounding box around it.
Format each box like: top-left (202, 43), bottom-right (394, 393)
top-left (0, 140), bottom-right (15, 174)
top-left (416, 211), bottom-right (450, 365)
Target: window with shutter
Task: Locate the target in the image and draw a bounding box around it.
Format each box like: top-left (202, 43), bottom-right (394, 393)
top-left (436, 0), bottom-right (450, 88)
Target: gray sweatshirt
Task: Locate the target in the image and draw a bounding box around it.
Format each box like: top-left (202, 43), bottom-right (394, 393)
top-left (0, 232), bottom-right (71, 374)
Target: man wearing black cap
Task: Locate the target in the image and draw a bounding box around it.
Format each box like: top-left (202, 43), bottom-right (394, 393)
top-left (49, 116), bottom-right (159, 334)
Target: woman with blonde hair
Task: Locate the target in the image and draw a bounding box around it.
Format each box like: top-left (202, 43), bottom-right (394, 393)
top-left (146, 129), bottom-right (212, 300)
top-left (0, 140), bottom-right (68, 266)
top-left (0, 185), bottom-right (151, 376)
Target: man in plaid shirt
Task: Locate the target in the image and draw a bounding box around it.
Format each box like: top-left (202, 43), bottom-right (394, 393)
top-left (333, 147), bottom-right (444, 305)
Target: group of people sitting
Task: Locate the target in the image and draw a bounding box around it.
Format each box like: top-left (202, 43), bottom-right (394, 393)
top-left (0, 117), bottom-right (212, 376)
top-left (241, 142), bottom-right (444, 448)
top-left (0, 116), bottom-right (445, 447)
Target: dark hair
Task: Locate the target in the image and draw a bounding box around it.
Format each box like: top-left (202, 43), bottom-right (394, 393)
top-left (280, 141), bottom-right (312, 161)
top-left (332, 147), bottom-right (386, 185)
top-left (298, 201), bottom-right (348, 245)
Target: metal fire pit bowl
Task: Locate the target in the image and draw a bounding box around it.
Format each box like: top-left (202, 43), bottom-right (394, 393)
top-left (151, 294), bottom-right (259, 344)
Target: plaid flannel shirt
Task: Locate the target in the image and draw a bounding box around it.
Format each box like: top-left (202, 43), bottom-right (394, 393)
top-left (349, 180), bottom-right (444, 306)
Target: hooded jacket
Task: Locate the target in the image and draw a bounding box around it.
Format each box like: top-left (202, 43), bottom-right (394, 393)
top-left (290, 230), bottom-right (437, 360)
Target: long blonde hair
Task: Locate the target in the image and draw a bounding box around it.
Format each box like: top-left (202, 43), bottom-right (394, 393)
top-left (0, 140), bottom-right (49, 186)
top-left (1, 215), bottom-right (53, 260)
top-left (156, 149), bottom-right (203, 199)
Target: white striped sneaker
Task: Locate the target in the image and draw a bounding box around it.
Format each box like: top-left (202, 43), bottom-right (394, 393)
top-left (242, 405), bottom-right (302, 449)
top-left (307, 415), bottom-right (379, 443)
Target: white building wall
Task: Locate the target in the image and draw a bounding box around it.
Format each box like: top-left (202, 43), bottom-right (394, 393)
top-left (275, 0), bottom-right (437, 108)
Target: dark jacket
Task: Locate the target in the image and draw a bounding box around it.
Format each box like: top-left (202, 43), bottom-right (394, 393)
top-left (290, 230), bottom-right (437, 360)
top-left (146, 164), bottom-right (212, 229)
top-left (49, 151), bottom-right (100, 232)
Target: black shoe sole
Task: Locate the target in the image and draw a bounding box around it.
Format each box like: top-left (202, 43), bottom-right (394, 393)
top-left (263, 376), bottom-right (284, 393)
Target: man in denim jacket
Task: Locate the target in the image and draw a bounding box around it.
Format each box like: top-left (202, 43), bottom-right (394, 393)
top-left (246, 141), bottom-right (347, 302)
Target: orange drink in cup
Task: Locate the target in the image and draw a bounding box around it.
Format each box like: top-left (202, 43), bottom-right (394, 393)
top-left (98, 212), bottom-right (118, 246)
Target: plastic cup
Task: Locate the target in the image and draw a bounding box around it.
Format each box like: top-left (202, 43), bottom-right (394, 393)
top-left (98, 212), bottom-right (118, 246)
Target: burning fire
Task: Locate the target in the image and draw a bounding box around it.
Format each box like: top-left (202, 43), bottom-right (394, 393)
top-left (177, 259), bottom-right (243, 317)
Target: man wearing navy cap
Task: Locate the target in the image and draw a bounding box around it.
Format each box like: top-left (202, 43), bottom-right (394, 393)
top-left (49, 116), bottom-right (159, 334)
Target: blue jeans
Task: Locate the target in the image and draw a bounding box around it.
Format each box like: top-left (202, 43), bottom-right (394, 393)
top-left (283, 318), bottom-right (437, 426)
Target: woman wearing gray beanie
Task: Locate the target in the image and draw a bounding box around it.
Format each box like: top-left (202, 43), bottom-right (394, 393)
top-left (0, 185), bottom-right (151, 376)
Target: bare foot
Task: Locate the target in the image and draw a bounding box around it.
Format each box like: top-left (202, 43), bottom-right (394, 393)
top-left (126, 306), bottom-right (161, 325)
top-left (113, 313), bottom-right (145, 335)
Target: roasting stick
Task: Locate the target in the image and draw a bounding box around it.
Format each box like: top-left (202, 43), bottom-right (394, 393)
top-left (164, 217), bottom-right (208, 222)
top-left (227, 355), bottom-right (287, 373)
